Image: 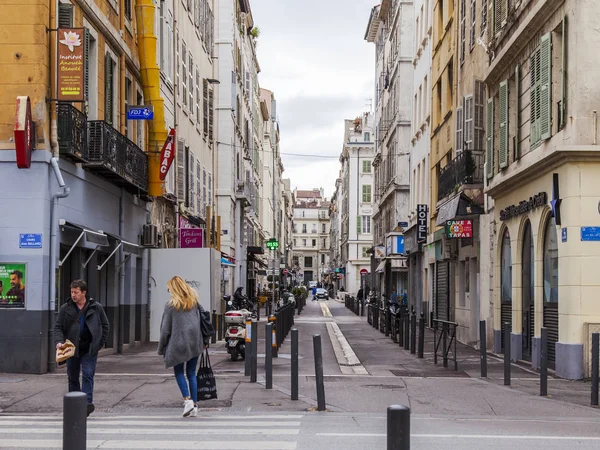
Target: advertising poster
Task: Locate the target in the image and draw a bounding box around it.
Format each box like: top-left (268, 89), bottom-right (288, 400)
top-left (0, 263), bottom-right (26, 308)
top-left (57, 28), bottom-right (85, 101)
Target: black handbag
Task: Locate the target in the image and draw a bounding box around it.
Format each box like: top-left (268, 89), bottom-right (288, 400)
top-left (198, 304), bottom-right (214, 345)
top-left (197, 349), bottom-right (218, 401)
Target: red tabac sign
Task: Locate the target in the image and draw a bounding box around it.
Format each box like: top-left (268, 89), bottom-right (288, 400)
top-left (14, 96), bottom-right (35, 169)
top-left (57, 28), bottom-right (85, 101)
top-left (445, 220), bottom-right (473, 238)
top-left (159, 128), bottom-right (176, 181)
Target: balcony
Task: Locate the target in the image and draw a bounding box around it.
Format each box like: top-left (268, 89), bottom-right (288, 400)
top-left (235, 180), bottom-right (251, 206)
top-left (86, 121), bottom-right (148, 194)
top-left (437, 150), bottom-right (484, 201)
top-left (57, 103), bottom-right (88, 162)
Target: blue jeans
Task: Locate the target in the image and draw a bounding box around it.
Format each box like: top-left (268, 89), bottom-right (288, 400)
top-left (174, 356), bottom-right (199, 402)
top-left (66, 353), bottom-right (98, 404)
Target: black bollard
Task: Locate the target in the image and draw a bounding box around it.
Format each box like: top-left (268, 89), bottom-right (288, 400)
top-left (480, 320), bottom-right (487, 378)
top-left (250, 320), bottom-right (258, 383)
top-left (592, 332), bottom-right (599, 406)
top-left (404, 313), bottom-right (410, 351)
top-left (291, 328), bottom-right (299, 401)
top-left (313, 334), bottom-right (326, 411)
top-left (217, 314), bottom-right (224, 341)
top-left (211, 310), bottom-right (217, 344)
top-left (244, 318), bottom-right (252, 377)
top-left (63, 392), bottom-right (87, 450)
top-left (418, 313), bottom-right (425, 359)
top-left (385, 308), bottom-right (390, 336)
top-left (410, 310), bottom-right (416, 355)
top-left (540, 327), bottom-right (548, 397)
top-left (265, 323), bottom-right (273, 389)
top-left (504, 322), bottom-right (511, 386)
top-left (387, 404), bottom-right (410, 450)
top-left (399, 311), bottom-right (404, 347)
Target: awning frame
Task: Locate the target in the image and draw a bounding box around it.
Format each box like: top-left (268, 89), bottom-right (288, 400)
top-left (97, 234), bottom-right (141, 271)
top-left (59, 220), bottom-right (109, 267)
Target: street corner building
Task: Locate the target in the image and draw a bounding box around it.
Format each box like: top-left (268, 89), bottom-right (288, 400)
top-left (484, 0), bottom-right (600, 379)
top-left (0, 0), bottom-right (157, 373)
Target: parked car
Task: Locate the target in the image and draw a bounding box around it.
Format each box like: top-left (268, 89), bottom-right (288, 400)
top-left (315, 288), bottom-right (328, 300)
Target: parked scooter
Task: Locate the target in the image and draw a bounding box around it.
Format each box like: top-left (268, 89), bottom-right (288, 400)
top-left (224, 290), bottom-right (256, 361)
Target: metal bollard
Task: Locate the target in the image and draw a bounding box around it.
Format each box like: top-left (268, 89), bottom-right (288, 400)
top-left (410, 310), bottom-right (416, 355)
top-left (313, 334), bottom-right (326, 411)
top-left (480, 320), bottom-right (487, 378)
top-left (504, 322), bottom-right (511, 386)
top-left (399, 311), bottom-right (404, 347)
top-left (418, 313), bottom-right (425, 358)
top-left (63, 392), bottom-right (87, 450)
top-left (217, 314), bottom-right (224, 341)
top-left (244, 318), bottom-right (252, 377)
top-left (442, 322), bottom-right (448, 368)
top-left (592, 332), bottom-right (599, 406)
top-left (387, 405), bottom-right (410, 450)
top-left (211, 310), bottom-right (217, 344)
top-left (291, 328), bottom-right (299, 401)
top-left (250, 320), bottom-right (258, 383)
top-left (541, 327), bottom-right (548, 397)
top-left (269, 315), bottom-right (278, 358)
top-left (265, 323), bottom-right (273, 389)
top-left (404, 313), bottom-right (410, 351)
top-left (385, 308), bottom-right (391, 336)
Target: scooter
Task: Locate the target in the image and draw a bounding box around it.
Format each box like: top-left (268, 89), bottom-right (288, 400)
top-left (224, 299), bottom-right (254, 361)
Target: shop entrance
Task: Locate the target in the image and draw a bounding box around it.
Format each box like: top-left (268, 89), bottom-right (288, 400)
top-left (521, 222), bottom-right (534, 361)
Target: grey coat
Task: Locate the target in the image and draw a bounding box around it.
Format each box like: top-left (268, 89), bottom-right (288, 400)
top-left (157, 302), bottom-right (204, 368)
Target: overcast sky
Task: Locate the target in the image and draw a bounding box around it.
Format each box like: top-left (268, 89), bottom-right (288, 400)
top-left (250, 0), bottom-right (376, 199)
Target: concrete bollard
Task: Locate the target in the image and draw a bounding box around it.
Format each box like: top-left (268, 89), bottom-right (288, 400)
top-left (63, 392), bottom-right (87, 450)
top-left (250, 320), bottom-right (258, 383)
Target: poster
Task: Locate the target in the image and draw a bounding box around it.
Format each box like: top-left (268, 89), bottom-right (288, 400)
top-left (0, 263), bottom-right (26, 308)
top-left (57, 28), bottom-right (85, 101)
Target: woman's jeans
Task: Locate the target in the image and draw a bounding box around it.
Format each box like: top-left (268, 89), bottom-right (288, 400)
top-left (174, 356), bottom-right (199, 402)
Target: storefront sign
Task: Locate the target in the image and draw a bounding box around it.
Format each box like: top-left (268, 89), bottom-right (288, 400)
top-left (14, 96), bottom-right (35, 169)
top-left (57, 28), bottom-right (85, 101)
top-left (19, 234), bottom-right (42, 249)
top-left (0, 263), bottom-right (26, 309)
top-left (179, 216), bottom-right (203, 248)
top-left (417, 204), bottom-right (428, 243)
top-left (581, 227), bottom-right (600, 242)
top-left (446, 220), bottom-right (473, 238)
top-left (499, 192), bottom-right (547, 221)
top-left (159, 128), bottom-right (176, 181)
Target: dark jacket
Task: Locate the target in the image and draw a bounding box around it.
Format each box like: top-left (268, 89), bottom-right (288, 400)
top-left (53, 297), bottom-right (110, 357)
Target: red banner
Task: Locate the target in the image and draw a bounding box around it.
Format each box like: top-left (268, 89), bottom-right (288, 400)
top-left (159, 128), bottom-right (176, 181)
top-left (14, 96), bottom-right (35, 169)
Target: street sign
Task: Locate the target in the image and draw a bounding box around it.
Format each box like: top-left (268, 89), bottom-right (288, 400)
top-left (127, 105), bottom-right (154, 120)
top-left (266, 238), bottom-right (279, 250)
top-left (398, 221), bottom-right (409, 228)
top-left (360, 268), bottom-right (369, 275)
top-left (19, 233), bottom-right (42, 248)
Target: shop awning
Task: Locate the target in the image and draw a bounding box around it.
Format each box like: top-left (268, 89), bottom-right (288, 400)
top-left (436, 195), bottom-right (461, 226)
top-left (375, 261), bottom-right (386, 273)
top-left (221, 257), bottom-right (235, 267)
top-left (96, 232), bottom-right (141, 271)
top-left (59, 220), bottom-right (109, 267)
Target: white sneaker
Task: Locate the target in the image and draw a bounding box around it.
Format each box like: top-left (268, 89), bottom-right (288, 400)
top-left (182, 399), bottom-right (194, 417)
top-left (189, 406), bottom-right (198, 417)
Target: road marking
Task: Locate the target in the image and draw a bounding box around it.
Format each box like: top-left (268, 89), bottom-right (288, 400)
top-left (317, 433), bottom-right (600, 441)
top-left (0, 420), bottom-right (301, 427)
top-left (0, 440), bottom-right (297, 449)
top-left (0, 414), bottom-right (304, 420)
top-left (0, 428), bottom-right (300, 435)
top-left (320, 302), bottom-right (333, 317)
top-left (325, 322), bottom-right (368, 375)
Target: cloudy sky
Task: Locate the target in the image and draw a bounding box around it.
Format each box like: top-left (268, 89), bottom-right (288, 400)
top-left (250, 0), bottom-right (376, 199)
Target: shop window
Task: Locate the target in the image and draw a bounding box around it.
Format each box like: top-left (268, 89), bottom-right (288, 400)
top-left (543, 217), bottom-right (558, 303)
top-left (501, 229), bottom-right (512, 302)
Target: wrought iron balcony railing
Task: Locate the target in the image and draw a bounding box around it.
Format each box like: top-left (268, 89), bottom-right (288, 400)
top-left (86, 120), bottom-right (148, 194)
top-left (437, 150), bottom-right (484, 201)
top-left (57, 103), bottom-right (88, 162)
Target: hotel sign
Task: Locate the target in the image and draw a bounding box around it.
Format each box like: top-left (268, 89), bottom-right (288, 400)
top-left (500, 192), bottom-right (547, 221)
top-left (57, 28), bottom-right (85, 101)
top-left (417, 204), bottom-right (428, 243)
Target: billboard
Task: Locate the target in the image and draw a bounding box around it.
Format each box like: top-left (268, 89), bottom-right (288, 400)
top-left (57, 28), bottom-right (85, 101)
top-left (0, 263), bottom-right (26, 308)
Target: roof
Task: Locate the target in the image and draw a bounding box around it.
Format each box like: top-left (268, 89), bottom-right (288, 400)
top-left (296, 190), bottom-right (322, 199)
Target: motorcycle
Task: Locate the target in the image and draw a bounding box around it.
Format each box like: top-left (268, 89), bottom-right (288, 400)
top-left (224, 297), bottom-right (255, 361)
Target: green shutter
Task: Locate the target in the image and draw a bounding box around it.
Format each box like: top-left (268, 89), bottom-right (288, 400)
top-left (357, 216), bottom-right (362, 235)
top-left (58, 3), bottom-right (73, 28)
top-left (84, 29), bottom-right (90, 102)
top-left (530, 50), bottom-right (540, 146)
top-left (499, 80), bottom-right (508, 169)
top-left (104, 53), bottom-right (113, 125)
top-left (559, 16), bottom-right (567, 131)
top-left (486, 97), bottom-right (494, 178)
top-left (540, 32), bottom-right (552, 140)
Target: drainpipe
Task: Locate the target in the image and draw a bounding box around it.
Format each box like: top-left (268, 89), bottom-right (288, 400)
top-left (118, 188), bottom-right (125, 353)
top-left (48, 157), bottom-right (70, 372)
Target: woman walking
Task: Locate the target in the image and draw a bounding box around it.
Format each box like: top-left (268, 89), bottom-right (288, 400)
top-left (158, 276), bottom-right (205, 417)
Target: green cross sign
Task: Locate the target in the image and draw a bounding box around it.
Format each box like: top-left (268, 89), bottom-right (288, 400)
top-left (266, 238), bottom-right (279, 250)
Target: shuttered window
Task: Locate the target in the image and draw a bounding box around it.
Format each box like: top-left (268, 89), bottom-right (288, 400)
top-left (104, 53), bottom-right (114, 126)
top-left (84, 29), bottom-right (90, 102)
top-left (186, 148), bottom-right (193, 208)
top-left (195, 67), bottom-right (201, 125)
top-left (362, 185), bottom-right (372, 203)
top-left (196, 160), bottom-right (202, 215)
top-left (474, 81), bottom-right (485, 151)
top-left (559, 16), bottom-right (567, 131)
top-left (188, 54), bottom-right (194, 117)
top-left (481, 0), bottom-right (487, 36)
top-left (486, 97), bottom-right (494, 178)
top-left (456, 106), bottom-right (464, 153)
top-left (499, 80), bottom-right (508, 168)
top-left (208, 173), bottom-right (212, 207)
top-left (465, 95), bottom-right (474, 150)
top-left (182, 41), bottom-right (188, 111)
top-left (177, 140), bottom-right (185, 200)
top-left (515, 65), bottom-right (521, 159)
top-left (356, 216), bottom-right (362, 235)
top-left (203, 79), bottom-right (209, 135)
top-left (203, 168), bottom-right (207, 214)
top-left (494, 0), bottom-right (508, 34)
top-left (58, 3), bottom-right (73, 28)
top-left (209, 88), bottom-right (214, 141)
top-left (530, 32), bottom-right (552, 147)
top-left (470, 0), bottom-right (476, 51)
top-left (460, 0), bottom-right (466, 65)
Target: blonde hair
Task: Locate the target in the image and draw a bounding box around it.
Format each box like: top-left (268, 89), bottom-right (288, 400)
top-left (167, 276), bottom-right (199, 311)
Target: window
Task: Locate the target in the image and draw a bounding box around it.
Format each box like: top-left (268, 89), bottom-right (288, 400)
top-left (543, 217), bottom-right (558, 303)
top-left (293, 256), bottom-right (299, 266)
top-left (177, 140), bottom-right (185, 200)
top-left (481, 0), bottom-right (487, 35)
top-left (125, 77), bottom-right (133, 139)
top-left (104, 52), bottom-right (117, 126)
top-left (188, 53), bottom-right (194, 116)
top-left (322, 223), bottom-right (326, 233)
top-left (362, 216), bottom-right (371, 234)
top-left (196, 67), bottom-right (201, 125)
top-left (208, 173), bottom-right (212, 206)
top-left (364, 132), bottom-right (370, 141)
top-left (530, 33), bottom-right (552, 147)
top-left (312, 224), bottom-right (317, 234)
top-left (362, 247), bottom-right (370, 258)
top-left (501, 228), bottom-right (512, 303)
top-left (460, 0), bottom-right (465, 65)
top-left (203, 168), bottom-right (207, 214)
top-left (321, 254), bottom-right (325, 265)
top-left (302, 239), bottom-right (307, 247)
top-left (182, 41), bottom-right (188, 110)
top-left (522, 221), bottom-right (534, 328)
top-left (456, 106), bottom-right (463, 153)
top-left (486, 97), bottom-right (494, 178)
top-left (304, 256), bottom-right (313, 268)
top-left (362, 160), bottom-right (372, 173)
top-left (499, 80), bottom-right (509, 168)
top-left (293, 239), bottom-right (297, 247)
top-left (494, 0), bottom-right (508, 34)
top-left (125, 0), bottom-right (132, 21)
top-left (312, 239), bottom-right (316, 247)
top-left (196, 160), bottom-right (202, 215)
top-left (464, 95), bottom-right (474, 150)
top-left (474, 81), bottom-right (485, 151)
top-left (362, 185), bottom-right (372, 203)
top-left (470, 0), bottom-right (476, 52)
top-left (203, 79), bottom-right (209, 134)
top-left (322, 239), bottom-right (326, 248)
top-left (302, 224), bottom-right (307, 233)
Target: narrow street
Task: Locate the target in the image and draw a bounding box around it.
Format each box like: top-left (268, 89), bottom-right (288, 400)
top-left (2, 297), bottom-right (600, 449)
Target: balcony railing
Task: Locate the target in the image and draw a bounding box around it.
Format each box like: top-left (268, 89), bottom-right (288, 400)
top-left (86, 120), bottom-right (148, 194)
top-left (437, 150), bottom-right (484, 201)
top-left (57, 103), bottom-right (88, 162)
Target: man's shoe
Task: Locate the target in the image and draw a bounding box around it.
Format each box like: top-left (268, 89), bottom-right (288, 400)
top-left (86, 403), bottom-right (95, 417)
top-left (182, 399), bottom-right (194, 417)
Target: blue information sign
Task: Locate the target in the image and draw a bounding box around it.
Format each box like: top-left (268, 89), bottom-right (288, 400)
top-left (396, 235), bottom-right (405, 254)
top-left (581, 227), bottom-right (600, 241)
top-left (127, 106), bottom-right (154, 120)
top-left (19, 233), bottom-right (42, 248)
top-left (561, 228), bottom-right (567, 243)
top-left (398, 221), bottom-right (409, 228)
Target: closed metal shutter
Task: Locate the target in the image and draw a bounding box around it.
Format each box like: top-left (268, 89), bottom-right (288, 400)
top-left (543, 303), bottom-right (558, 367)
top-left (500, 302), bottom-right (512, 352)
top-left (435, 262), bottom-right (449, 322)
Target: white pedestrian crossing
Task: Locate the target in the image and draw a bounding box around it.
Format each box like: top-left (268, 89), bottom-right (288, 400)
top-left (0, 412), bottom-right (301, 449)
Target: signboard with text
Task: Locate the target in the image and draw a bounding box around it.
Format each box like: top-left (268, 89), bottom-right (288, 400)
top-left (57, 28), bottom-right (86, 102)
top-left (0, 263), bottom-right (26, 309)
top-left (417, 204), bottom-right (428, 243)
top-left (445, 220), bottom-right (473, 238)
top-left (19, 234), bottom-right (42, 249)
top-left (159, 128), bottom-right (176, 181)
top-left (179, 216), bottom-right (203, 248)
top-left (14, 96), bottom-right (35, 168)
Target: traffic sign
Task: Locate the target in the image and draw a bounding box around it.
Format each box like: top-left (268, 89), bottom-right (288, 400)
top-left (127, 105), bottom-right (154, 120)
top-left (360, 268), bottom-right (369, 275)
top-left (266, 238), bottom-right (279, 250)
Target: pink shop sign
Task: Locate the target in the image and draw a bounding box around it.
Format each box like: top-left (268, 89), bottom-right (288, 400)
top-left (179, 228), bottom-right (203, 248)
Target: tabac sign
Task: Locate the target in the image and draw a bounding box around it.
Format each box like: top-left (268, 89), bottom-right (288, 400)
top-left (57, 29), bottom-right (85, 102)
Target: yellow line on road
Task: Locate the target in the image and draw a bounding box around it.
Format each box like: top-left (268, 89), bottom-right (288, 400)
top-left (320, 302), bottom-right (333, 317)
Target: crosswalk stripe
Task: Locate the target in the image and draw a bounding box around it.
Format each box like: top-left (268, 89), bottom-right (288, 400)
top-left (0, 440), bottom-right (297, 449)
top-left (0, 428), bottom-right (300, 435)
top-left (0, 414), bottom-right (303, 420)
top-left (0, 420), bottom-right (301, 427)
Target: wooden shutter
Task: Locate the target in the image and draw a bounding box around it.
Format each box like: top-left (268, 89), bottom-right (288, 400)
top-left (486, 97), bottom-right (494, 178)
top-left (540, 32), bottom-right (552, 140)
top-left (186, 147), bottom-right (193, 207)
top-left (465, 95), bottom-right (474, 149)
top-left (58, 3), bottom-right (73, 28)
top-left (474, 81), bottom-right (485, 150)
top-left (104, 53), bottom-right (113, 125)
top-left (209, 88), bottom-right (214, 141)
top-left (530, 49), bottom-right (541, 145)
top-left (203, 79), bottom-right (209, 135)
top-left (559, 16), bottom-right (567, 131)
top-left (84, 29), bottom-right (90, 102)
top-left (456, 106), bottom-right (464, 153)
top-left (176, 139), bottom-right (185, 200)
top-left (499, 80), bottom-right (508, 169)
top-left (515, 64), bottom-right (520, 159)
top-left (494, 0), bottom-right (507, 34)
top-left (357, 216), bottom-right (362, 235)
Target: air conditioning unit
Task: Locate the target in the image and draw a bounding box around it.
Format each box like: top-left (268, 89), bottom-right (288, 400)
top-left (142, 224), bottom-right (158, 247)
top-left (236, 181), bottom-right (245, 191)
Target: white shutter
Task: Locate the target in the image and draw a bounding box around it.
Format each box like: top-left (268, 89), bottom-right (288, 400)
top-left (176, 140), bottom-right (185, 200)
top-left (499, 80), bottom-right (509, 169)
top-left (486, 98), bottom-right (494, 178)
top-left (464, 95), bottom-right (474, 150)
top-left (456, 106), bottom-right (464, 154)
top-left (474, 81), bottom-right (485, 151)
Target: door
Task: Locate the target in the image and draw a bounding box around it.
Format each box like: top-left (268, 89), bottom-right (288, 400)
top-left (521, 222), bottom-right (534, 361)
top-left (435, 261), bottom-right (449, 322)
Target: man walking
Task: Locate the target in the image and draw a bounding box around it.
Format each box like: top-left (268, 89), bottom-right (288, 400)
top-left (54, 280), bottom-right (109, 416)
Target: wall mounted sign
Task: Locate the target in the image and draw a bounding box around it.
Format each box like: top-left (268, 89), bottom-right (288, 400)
top-left (19, 234), bottom-right (42, 249)
top-left (57, 28), bottom-right (85, 101)
top-left (127, 105), bottom-right (154, 120)
top-left (499, 192), bottom-right (547, 221)
top-left (159, 128), bottom-right (176, 181)
top-left (581, 227), bottom-right (600, 242)
top-left (14, 96), bottom-right (35, 168)
top-left (179, 216), bottom-right (203, 248)
top-left (561, 228), bottom-right (567, 243)
top-left (446, 220), bottom-right (473, 238)
top-left (550, 173), bottom-right (562, 226)
top-left (417, 204), bottom-right (428, 243)
top-left (0, 263), bottom-right (26, 309)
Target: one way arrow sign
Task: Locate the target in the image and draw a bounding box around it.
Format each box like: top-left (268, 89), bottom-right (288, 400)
top-left (127, 105), bottom-right (154, 120)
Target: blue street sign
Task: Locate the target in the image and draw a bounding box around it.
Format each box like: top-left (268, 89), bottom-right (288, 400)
top-left (127, 106), bottom-right (154, 120)
top-left (396, 235), bottom-right (405, 254)
top-left (398, 221), bottom-right (409, 228)
top-left (561, 228), bottom-right (567, 243)
top-left (581, 227), bottom-right (600, 241)
top-left (20, 233), bottom-right (42, 248)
